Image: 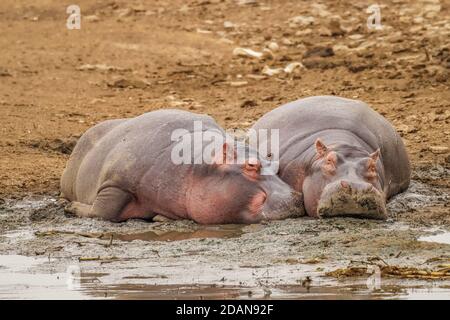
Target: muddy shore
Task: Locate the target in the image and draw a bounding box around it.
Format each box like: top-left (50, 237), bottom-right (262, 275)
top-left (1, 166), bottom-right (449, 299)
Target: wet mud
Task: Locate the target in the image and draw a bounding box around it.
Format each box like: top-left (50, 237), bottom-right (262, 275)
top-left (0, 166), bottom-right (448, 299)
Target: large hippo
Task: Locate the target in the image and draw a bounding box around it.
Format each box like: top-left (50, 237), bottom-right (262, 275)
top-left (251, 96), bottom-right (411, 219)
top-left (61, 109), bottom-right (303, 224)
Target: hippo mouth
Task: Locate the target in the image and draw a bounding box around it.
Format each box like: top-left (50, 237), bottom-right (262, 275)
top-left (316, 183), bottom-right (387, 220)
top-left (260, 190), bottom-right (305, 220)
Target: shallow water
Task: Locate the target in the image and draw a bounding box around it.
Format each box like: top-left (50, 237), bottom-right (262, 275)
top-left (1, 250), bottom-right (450, 300)
top-left (0, 255), bottom-right (85, 299)
top-left (419, 231), bottom-right (450, 245)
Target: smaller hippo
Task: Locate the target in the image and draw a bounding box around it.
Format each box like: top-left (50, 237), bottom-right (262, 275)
top-left (61, 109), bottom-right (303, 224)
top-left (252, 96), bottom-right (411, 219)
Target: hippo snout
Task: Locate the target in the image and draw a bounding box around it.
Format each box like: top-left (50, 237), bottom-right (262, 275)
top-left (262, 190), bottom-right (305, 220)
top-left (317, 180), bottom-right (387, 220)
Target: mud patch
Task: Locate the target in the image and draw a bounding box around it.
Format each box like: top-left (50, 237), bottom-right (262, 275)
top-left (34, 225), bottom-right (246, 243)
top-left (24, 137), bottom-right (79, 155)
top-left (0, 170), bottom-right (449, 299)
top-left (98, 225), bottom-right (245, 242)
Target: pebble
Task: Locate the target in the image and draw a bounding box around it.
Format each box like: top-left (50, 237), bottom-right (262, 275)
top-left (429, 146), bottom-right (449, 154)
top-left (84, 15), bottom-right (100, 22)
top-left (267, 42), bottom-right (279, 52)
top-left (229, 81), bottom-right (248, 87)
top-left (224, 21), bottom-right (235, 29)
top-left (304, 46), bottom-right (334, 58)
top-left (288, 15), bottom-right (315, 27)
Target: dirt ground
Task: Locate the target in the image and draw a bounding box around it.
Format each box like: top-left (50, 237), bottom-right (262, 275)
top-left (0, 0), bottom-right (449, 299)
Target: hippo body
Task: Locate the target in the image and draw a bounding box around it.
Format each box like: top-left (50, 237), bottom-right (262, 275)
top-left (252, 96), bottom-right (411, 219)
top-left (61, 109), bottom-right (302, 224)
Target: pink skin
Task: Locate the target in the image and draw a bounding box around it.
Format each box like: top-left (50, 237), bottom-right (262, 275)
top-left (302, 139), bottom-right (384, 218)
top-left (120, 144), bottom-right (275, 224)
top-left (184, 143), bottom-right (302, 224)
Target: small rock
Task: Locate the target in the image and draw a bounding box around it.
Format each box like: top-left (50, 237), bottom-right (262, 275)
top-left (179, 5), bottom-right (190, 13)
top-left (116, 8), bottom-right (133, 18)
top-left (267, 42), bottom-right (279, 52)
top-left (153, 215), bottom-right (172, 222)
top-left (229, 81), bottom-right (248, 87)
top-left (233, 47), bottom-right (263, 58)
top-left (262, 66), bottom-right (283, 76)
top-left (89, 98), bottom-right (106, 105)
top-left (318, 27), bottom-right (332, 36)
top-left (84, 15), bottom-right (100, 22)
top-left (237, 0), bottom-right (259, 6)
top-left (429, 146), bottom-right (449, 154)
top-left (302, 58), bottom-right (338, 69)
top-left (347, 62), bottom-right (373, 73)
top-left (224, 21), bottom-right (235, 29)
top-left (332, 44), bottom-right (351, 55)
top-left (281, 38), bottom-right (293, 46)
top-left (196, 28), bottom-right (212, 34)
top-left (304, 46), bottom-right (334, 58)
top-left (396, 124), bottom-right (418, 135)
top-left (348, 34), bottom-right (364, 40)
top-left (77, 64), bottom-right (129, 72)
top-left (295, 29), bottom-right (312, 37)
top-left (246, 74), bottom-right (267, 80)
top-left (240, 100), bottom-right (258, 108)
top-left (288, 15), bottom-right (315, 26)
top-left (284, 62), bottom-right (304, 73)
top-left (310, 3), bottom-right (331, 17)
top-left (233, 47), bottom-right (273, 59)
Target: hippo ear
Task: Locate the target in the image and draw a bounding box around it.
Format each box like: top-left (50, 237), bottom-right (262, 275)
top-left (315, 138), bottom-right (328, 158)
top-left (213, 142), bottom-right (236, 165)
top-left (369, 149), bottom-right (380, 162)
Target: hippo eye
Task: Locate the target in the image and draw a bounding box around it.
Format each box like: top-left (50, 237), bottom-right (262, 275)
top-left (366, 160), bottom-right (377, 179)
top-left (322, 152), bottom-right (337, 175)
top-left (326, 157), bottom-right (336, 169)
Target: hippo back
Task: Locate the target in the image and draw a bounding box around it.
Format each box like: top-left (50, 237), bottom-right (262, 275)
top-left (61, 109), bottom-right (221, 204)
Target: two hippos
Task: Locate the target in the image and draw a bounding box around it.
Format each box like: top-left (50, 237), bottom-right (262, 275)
top-left (61, 96), bottom-right (411, 224)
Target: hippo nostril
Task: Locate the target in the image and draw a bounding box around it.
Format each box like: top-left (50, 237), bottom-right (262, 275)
top-left (340, 180), bottom-right (350, 189)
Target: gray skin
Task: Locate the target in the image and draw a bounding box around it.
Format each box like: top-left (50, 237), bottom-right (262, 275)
top-left (61, 109), bottom-right (303, 224)
top-left (251, 96), bottom-right (411, 219)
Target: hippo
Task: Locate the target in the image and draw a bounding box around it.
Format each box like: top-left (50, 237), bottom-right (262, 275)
top-left (61, 109), bottom-right (303, 224)
top-left (251, 96), bottom-right (411, 219)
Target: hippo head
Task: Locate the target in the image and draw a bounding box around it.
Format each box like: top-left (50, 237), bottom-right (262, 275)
top-left (302, 139), bottom-right (387, 220)
top-left (188, 142), bottom-right (304, 224)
